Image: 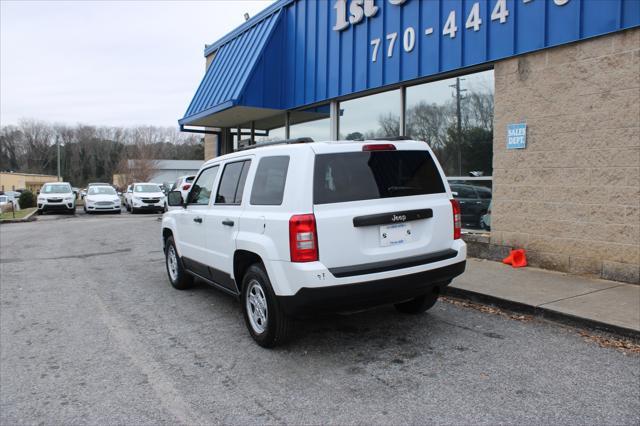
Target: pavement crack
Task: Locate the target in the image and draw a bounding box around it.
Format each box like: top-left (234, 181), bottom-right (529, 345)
top-left (0, 248), bottom-right (132, 263)
top-left (538, 284), bottom-right (624, 307)
top-left (93, 294), bottom-right (208, 426)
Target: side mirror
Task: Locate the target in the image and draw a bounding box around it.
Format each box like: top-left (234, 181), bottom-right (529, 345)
top-left (167, 190), bottom-right (184, 207)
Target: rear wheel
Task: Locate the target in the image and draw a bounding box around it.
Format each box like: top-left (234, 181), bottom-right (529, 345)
top-left (394, 288), bottom-right (440, 314)
top-left (164, 236), bottom-right (193, 290)
top-left (242, 264), bottom-right (292, 348)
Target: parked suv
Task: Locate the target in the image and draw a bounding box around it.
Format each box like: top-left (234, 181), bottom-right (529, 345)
top-left (37, 182), bottom-right (76, 214)
top-left (171, 175), bottom-right (196, 202)
top-left (162, 139), bottom-right (466, 347)
top-left (450, 184), bottom-right (491, 229)
top-left (128, 183), bottom-right (165, 214)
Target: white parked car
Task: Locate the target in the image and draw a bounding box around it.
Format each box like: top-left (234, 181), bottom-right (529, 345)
top-left (171, 175), bottom-right (196, 202)
top-left (162, 138), bottom-right (466, 347)
top-left (37, 182), bottom-right (76, 214)
top-left (83, 185), bottom-right (121, 214)
top-left (128, 183), bottom-right (166, 214)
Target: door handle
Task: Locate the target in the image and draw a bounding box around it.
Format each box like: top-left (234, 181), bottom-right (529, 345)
top-left (222, 219), bottom-right (234, 227)
top-left (193, 217), bottom-right (203, 223)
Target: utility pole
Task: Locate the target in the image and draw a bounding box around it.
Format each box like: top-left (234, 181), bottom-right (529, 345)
top-left (56, 135), bottom-right (61, 181)
top-left (450, 77), bottom-right (467, 176)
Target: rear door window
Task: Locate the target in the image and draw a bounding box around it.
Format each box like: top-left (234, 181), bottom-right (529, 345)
top-left (215, 160), bottom-right (251, 205)
top-left (313, 150), bottom-right (445, 205)
top-left (250, 156), bottom-right (290, 205)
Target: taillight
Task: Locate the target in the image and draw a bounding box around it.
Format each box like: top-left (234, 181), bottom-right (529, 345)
top-left (362, 143), bottom-right (396, 151)
top-left (451, 199), bottom-right (462, 240)
top-left (182, 184), bottom-right (191, 191)
top-left (289, 214), bottom-right (318, 262)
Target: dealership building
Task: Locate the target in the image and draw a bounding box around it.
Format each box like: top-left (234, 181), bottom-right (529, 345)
top-left (179, 0), bottom-right (639, 283)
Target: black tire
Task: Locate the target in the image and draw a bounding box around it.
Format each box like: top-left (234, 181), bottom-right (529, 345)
top-left (164, 236), bottom-right (194, 290)
top-left (394, 288), bottom-right (440, 314)
top-left (241, 263), bottom-right (293, 348)
top-left (131, 207), bottom-right (137, 214)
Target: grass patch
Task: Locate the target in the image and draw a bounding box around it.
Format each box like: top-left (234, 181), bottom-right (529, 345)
top-left (0, 207), bottom-right (37, 221)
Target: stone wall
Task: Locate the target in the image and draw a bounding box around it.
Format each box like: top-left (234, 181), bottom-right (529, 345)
top-left (491, 28), bottom-right (640, 284)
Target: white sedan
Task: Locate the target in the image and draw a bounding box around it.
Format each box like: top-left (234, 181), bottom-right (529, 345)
top-left (83, 186), bottom-right (122, 214)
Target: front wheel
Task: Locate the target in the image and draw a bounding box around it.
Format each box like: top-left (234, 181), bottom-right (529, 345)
top-left (242, 264), bottom-right (293, 348)
top-left (164, 236), bottom-right (193, 290)
top-left (394, 289), bottom-right (440, 314)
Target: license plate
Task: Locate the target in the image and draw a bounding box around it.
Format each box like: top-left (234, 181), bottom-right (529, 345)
top-left (379, 223), bottom-right (413, 247)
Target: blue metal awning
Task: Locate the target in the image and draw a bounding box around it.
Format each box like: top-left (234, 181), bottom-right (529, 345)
top-left (179, 9), bottom-right (283, 127)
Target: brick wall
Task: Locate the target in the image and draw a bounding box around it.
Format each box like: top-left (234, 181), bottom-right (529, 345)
top-left (491, 28), bottom-right (640, 284)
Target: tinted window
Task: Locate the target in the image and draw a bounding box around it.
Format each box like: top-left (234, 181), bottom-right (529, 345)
top-left (451, 185), bottom-right (476, 199)
top-left (477, 188), bottom-right (492, 199)
top-left (188, 166), bottom-right (219, 205)
top-left (215, 161), bottom-right (251, 205)
top-left (250, 156), bottom-right (289, 205)
top-left (314, 151), bottom-right (445, 204)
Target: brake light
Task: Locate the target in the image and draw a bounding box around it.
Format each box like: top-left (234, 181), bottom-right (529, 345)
top-left (362, 144), bottom-right (396, 151)
top-left (451, 199), bottom-right (462, 240)
top-left (289, 214), bottom-right (318, 262)
top-left (182, 184), bottom-right (191, 191)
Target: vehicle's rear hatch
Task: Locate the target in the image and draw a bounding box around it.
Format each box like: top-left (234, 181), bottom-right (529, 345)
top-left (311, 142), bottom-right (454, 273)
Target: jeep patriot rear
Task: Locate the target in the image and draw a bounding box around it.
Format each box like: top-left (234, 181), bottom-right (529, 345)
top-left (162, 139), bottom-right (466, 347)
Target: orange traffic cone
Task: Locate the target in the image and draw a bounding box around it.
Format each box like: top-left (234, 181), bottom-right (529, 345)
top-left (503, 249), bottom-right (528, 268)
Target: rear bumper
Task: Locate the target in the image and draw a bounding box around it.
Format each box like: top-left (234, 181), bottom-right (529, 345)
top-left (278, 260), bottom-right (465, 316)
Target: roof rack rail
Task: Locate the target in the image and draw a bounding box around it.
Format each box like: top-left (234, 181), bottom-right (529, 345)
top-left (370, 136), bottom-right (413, 141)
top-left (237, 137), bottom-right (314, 151)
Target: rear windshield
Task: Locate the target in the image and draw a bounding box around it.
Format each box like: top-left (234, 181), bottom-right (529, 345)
top-left (314, 150), bottom-right (446, 205)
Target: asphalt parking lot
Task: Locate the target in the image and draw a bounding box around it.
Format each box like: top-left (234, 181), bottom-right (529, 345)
top-left (1, 209), bottom-right (639, 425)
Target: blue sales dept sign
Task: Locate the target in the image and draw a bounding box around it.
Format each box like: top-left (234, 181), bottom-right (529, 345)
top-left (507, 123), bottom-right (527, 149)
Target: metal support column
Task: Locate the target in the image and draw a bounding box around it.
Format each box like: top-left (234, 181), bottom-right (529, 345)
top-left (330, 100), bottom-right (339, 140)
top-left (284, 112), bottom-right (291, 139)
top-left (399, 86), bottom-right (406, 137)
top-left (250, 121), bottom-right (255, 145)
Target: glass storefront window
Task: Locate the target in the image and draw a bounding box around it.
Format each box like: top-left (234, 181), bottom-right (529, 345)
top-left (289, 105), bottom-right (330, 142)
top-left (254, 126), bottom-right (286, 144)
top-left (339, 89), bottom-right (400, 140)
top-left (406, 70), bottom-right (494, 178)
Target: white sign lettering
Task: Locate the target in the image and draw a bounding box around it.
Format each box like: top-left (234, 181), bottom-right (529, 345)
top-left (334, 0), bottom-right (386, 31)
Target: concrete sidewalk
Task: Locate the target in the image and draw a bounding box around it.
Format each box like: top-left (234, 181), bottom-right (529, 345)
top-left (448, 258), bottom-right (640, 337)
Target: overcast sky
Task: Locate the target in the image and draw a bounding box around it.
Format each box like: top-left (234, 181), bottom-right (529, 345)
top-left (0, 0), bottom-right (274, 128)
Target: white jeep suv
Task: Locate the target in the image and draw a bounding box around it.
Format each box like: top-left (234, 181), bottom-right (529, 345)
top-left (162, 139), bottom-right (466, 347)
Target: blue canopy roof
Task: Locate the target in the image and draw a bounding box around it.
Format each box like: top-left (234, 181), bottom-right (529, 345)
top-left (179, 9), bottom-right (283, 127)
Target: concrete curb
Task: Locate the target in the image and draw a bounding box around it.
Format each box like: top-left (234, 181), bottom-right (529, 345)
top-left (0, 208), bottom-right (39, 224)
top-left (444, 286), bottom-right (640, 340)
